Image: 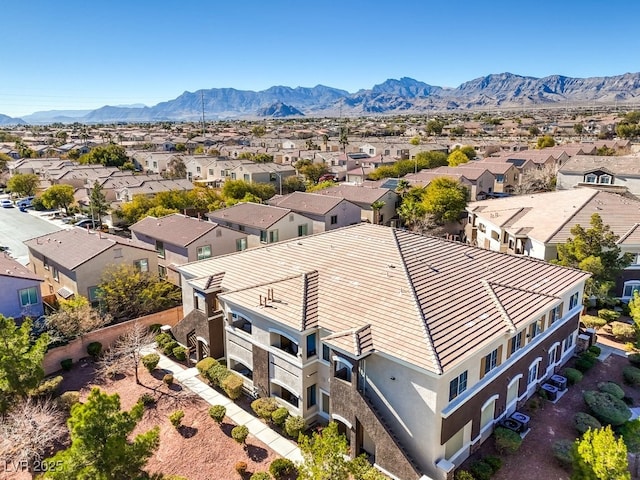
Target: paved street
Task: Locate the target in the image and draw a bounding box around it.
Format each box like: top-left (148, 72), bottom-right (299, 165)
top-left (0, 204), bottom-right (66, 265)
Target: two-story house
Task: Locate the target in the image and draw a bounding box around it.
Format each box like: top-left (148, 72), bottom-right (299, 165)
top-left (130, 213), bottom-right (249, 285)
top-left (0, 253), bottom-right (45, 321)
top-left (312, 185), bottom-right (399, 226)
top-left (171, 223), bottom-right (589, 480)
top-left (556, 155), bottom-right (640, 197)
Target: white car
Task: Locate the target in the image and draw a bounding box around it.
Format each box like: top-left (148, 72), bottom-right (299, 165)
top-left (0, 199), bottom-right (13, 208)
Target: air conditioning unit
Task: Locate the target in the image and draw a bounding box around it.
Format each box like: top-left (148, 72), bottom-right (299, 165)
top-left (550, 374), bottom-right (568, 391)
top-left (541, 383), bottom-right (559, 401)
top-left (499, 417), bottom-right (523, 433)
top-left (510, 411), bottom-right (530, 432)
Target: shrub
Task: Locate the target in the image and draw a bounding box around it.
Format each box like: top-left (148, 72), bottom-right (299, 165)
top-left (173, 346), bottom-right (188, 361)
top-left (155, 332), bottom-right (172, 347)
top-left (483, 455), bottom-right (502, 473)
top-left (598, 381), bottom-right (625, 399)
top-left (169, 410), bottom-right (184, 429)
top-left (552, 439), bottom-right (574, 468)
top-left (222, 374), bottom-right (244, 400)
top-left (284, 415), bottom-right (306, 439)
top-left (271, 407), bottom-right (290, 427)
top-left (624, 366), bottom-right (640, 386)
top-left (629, 353), bottom-right (640, 366)
top-left (455, 471), bottom-right (475, 480)
top-left (598, 308), bottom-right (620, 322)
top-left (60, 358), bottom-right (73, 371)
top-left (251, 397), bottom-right (280, 420)
top-left (269, 458), bottom-right (296, 479)
top-left (231, 425), bottom-right (249, 444)
top-left (138, 392), bottom-right (156, 407)
top-left (163, 340), bottom-right (179, 356)
top-left (575, 353), bottom-right (597, 372)
top-left (349, 455), bottom-right (373, 479)
top-left (573, 412), bottom-right (602, 434)
top-left (588, 345), bottom-right (602, 356)
top-left (235, 461), bottom-right (247, 475)
top-left (209, 405), bottom-right (226, 423)
top-left (620, 418), bottom-right (640, 453)
top-left (564, 367), bottom-right (583, 385)
top-left (148, 323), bottom-right (162, 333)
top-left (469, 459), bottom-right (493, 480)
top-left (494, 426), bottom-right (522, 454)
top-left (30, 376), bottom-right (63, 398)
top-left (87, 341), bottom-right (102, 358)
top-left (583, 390), bottom-right (632, 426)
top-left (206, 364), bottom-right (231, 387)
top-left (581, 314), bottom-right (607, 329)
top-left (56, 391), bottom-right (80, 411)
top-left (196, 356), bottom-right (218, 375)
top-left (249, 473), bottom-right (271, 480)
top-left (163, 373), bottom-right (174, 386)
top-left (141, 353), bottom-right (160, 372)
top-left (611, 321), bottom-right (635, 342)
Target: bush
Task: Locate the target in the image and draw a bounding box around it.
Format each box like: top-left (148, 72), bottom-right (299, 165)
top-left (483, 455), bottom-right (502, 473)
top-left (231, 425), bottom-right (249, 444)
top-left (494, 426), bottom-right (522, 454)
top-left (206, 364), bottom-right (231, 387)
top-left (349, 455), bottom-right (373, 479)
top-left (222, 374), bottom-right (244, 400)
top-left (251, 397), bottom-right (280, 420)
top-left (138, 392), bottom-right (156, 407)
top-left (148, 323), bottom-right (162, 333)
top-left (575, 353), bottom-right (597, 372)
top-left (30, 376), bottom-right (63, 398)
top-left (552, 439), bottom-right (574, 468)
top-left (56, 391), bottom-right (80, 411)
top-left (269, 458), bottom-right (296, 479)
top-left (583, 390), bottom-right (632, 426)
top-left (163, 340), bottom-right (179, 356)
top-left (249, 473), bottom-right (271, 480)
top-left (573, 412), bottom-right (602, 434)
top-left (598, 381), bottom-right (625, 399)
top-left (87, 341), bottom-right (102, 358)
top-left (141, 353), bottom-right (160, 372)
top-left (60, 358), bottom-right (73, 371)
top-left (598, 308), bottom-right (620, 322)
top-left (271, 407), bottom-right (290, 427)
top-left (564, 367), bottom-right (583, 385)
top-left (163, 373), bottom-right (174, 386)
top-left (624, 366), bottom-right (640, 386)
top-left (455, 471), bottom-right (475, 480)
top-left (196, 356), bottom-right (218, 375)
top-left (612, 321), bottom-right (636, 342)
top-left (284, 415), bottom-right (306, 439)
top-left (173, 346), bottom-right (188, 361)
top-left (629, 353), bottom-right (640, 366)
top-left (620, 418), bottom-right (640, 453)
top-left (209, 405), bottom-right (226, 423)
top-left (581, 315), bottom-right (607, 329)
top-left (155, 332), bottom-right (172, 347)
top-left (169, 410), bottom-right (184, 429)
top-left (469, 459), bottom-right (493, 480)
top-left (588, 345), bottom-right (602, 356)
top-left (235, 461), bottom-right (247, 475)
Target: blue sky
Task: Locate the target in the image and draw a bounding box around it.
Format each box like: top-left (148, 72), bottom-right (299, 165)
top-left (2, 0), bottom-right (640, 117)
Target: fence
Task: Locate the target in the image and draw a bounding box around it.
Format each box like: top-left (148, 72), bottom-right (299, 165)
top-left (630, 453), bottom-right (640, 479)
top-left (43, 306), bottom-right (182, 375)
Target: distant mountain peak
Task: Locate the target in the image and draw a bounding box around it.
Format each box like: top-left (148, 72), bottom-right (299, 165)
top-left (257, 102), bottom-right (304, 118)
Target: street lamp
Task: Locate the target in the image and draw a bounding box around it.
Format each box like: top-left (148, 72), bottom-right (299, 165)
top-left (270, 171), bottom-right (283, 196)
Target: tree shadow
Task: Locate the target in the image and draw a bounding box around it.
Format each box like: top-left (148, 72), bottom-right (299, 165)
top-left (220, 422), bottom-right (235, 437)
top-left (245, 444), bottom-right (269, 462)
top-left (169, 383), bottom-right (183, 392)
top-left (178, 425), bottom-right (198, 438)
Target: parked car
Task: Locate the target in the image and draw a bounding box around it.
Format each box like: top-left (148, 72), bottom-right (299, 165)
top-left (16, 196), bottom-right (35, 208)
top-left (0, 199), bottom-right (13, 208)
top-left (75, 219), bottom-right (107, 230)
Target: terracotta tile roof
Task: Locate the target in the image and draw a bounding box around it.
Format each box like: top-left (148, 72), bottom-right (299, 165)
top-left (179, 224), bottom-right (589, 373)
top-left (131, 214), bottom-right (218, 247)
top-left (324, 324), bottom-right (374, 357)
top-left (618, 224), bottom-right (640, 245)
top-left (0, 254), bottom-right (43, 282)
top-left (269, 192), bottom-right (352, 215)
top-left (433, 166), bottom-right (493, 181)
top-left (207, 203), bottom-right (293, 229)
top-left (558, 155), bottom-right (640, 176)
top-left (313, 185), bottom-right (393, 204)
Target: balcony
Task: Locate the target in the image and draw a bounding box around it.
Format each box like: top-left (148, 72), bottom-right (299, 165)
top-left (230, 314), bottom-right (252, 334)
top-left (271, 333), bottom-right (299, 357)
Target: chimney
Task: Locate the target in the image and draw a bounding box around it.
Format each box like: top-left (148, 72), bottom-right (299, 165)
top-left (259, 295), bottom-right (263, 306)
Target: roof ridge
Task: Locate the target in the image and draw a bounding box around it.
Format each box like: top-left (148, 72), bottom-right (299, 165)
top-left (392, 229), bottom-right (443, 375)
top-left (481, 279), bottom-right (516, 333)
top-left (301, 270), bottom-right (319, 330)
top-left (221, 271), bottom-right (307, 296)
top-left (542, 188), bottom-right (599, 243)
top-left (617, 223), bottom-right (640, 244)
top-left (485, 279), bottom-right (560, 299)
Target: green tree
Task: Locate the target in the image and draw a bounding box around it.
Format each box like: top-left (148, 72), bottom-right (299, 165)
top-left (89, 180), bottom-right (109, 223)
top-left (307, 180), bottom-right (338, 193)
top-left (46, 296), bottom-right (108, 340)
top-left (295, 159), bottom-right (330, 184)
top-left (7, 173), bottom-right (39, 197)
top-left (422, 177), bottom-right (468, 224)
top-left (41, 184), bottom-right (75, 216)
top-left (97, 264), bottom-right (182, 322)
top-left (164, 156), bottom-right (187, 179)
top-left (298, 421), bottom-right (350, 480)
top-left (528, 126), bottom-right (541, 136)
top-left (395, 179), bottom-right (411, 198)
top-left (78, 144), bottom-right (129, 167)
top-left (398, 195), bottom-right (427, 230)
top-left (414, 150), bottom-right (448, 169)
top-left (572, 425), bottom-right (630, 480)
top-left (574, 123), bottom-right (585, 135)
top-left (251, 125), bottom-right (266, 137)
top-left (222, 179), bottom-right (276, 203)
top-left (553, 213), bottom-right (633, 298)
top-left (339, 126), bottom-right (349, 152)
top-left (458, 145), bottom-right (476, 160)
top-left (0, 316), bottom-right (49, 413)
top-left (282, 175), bottom-right (307, 193)
top-left (447, 149), bottom-right (470, 167)
top-left (409, 135), bottom-right (421, 146)
top-left (536, 135), bottom-right (556, 149)
top-left (44, 388), bottom-right (159, 480)
top-left (425, 119), bottom-right (444, 136)
top-left (371, 200), bottom-right (385, 225)
top-left (0, 152), bottom-right (12, 171)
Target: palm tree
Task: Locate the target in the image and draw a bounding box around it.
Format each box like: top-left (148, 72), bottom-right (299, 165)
top-left (371, 200), bottom-right (386, 225)
top-left (395, 179), bottom-right (411, 198)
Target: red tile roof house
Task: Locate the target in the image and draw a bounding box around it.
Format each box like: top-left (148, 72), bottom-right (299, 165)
top-left (24, 227), bottom-right (158, 305)
top-left (312, 184), bottom-right (400, 226)
top-left (0, 253), bottom-right (45, 321)
top-left (130, 213), bottom-right (249, 285)
top-left (172, 223), bottom-right (589, 480)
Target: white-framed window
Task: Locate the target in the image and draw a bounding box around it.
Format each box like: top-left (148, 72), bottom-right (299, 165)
top-left (584, 173), bottom-right (597, 183)
top-left (623, 281), bottom-right (640, 299)
top-left (307, 384), bottom-right (317, 408)
top-left (330, 215), bottom-right (338, 225)
top-left (564, 333), bottom-right (574, 352)
top-left (510, 331), bottom-right (523, 355)
top-left (269, 230), bottom-right (279, 243)
top-left (320, 390), bottom-right (330, 418)
top-left (449, 371), bottom-right (468, 401)
top-left (483, 348), bottom-right (499, 376)
top-left (599, 174), bottom-right (612, 184)
top-left (527, 363), bottom-right (538, 385)
top-left (529, 316), bottom-right (544, 339)
top-left (322, 343), bottom-right (330, 362)
top-left (43, 257), bottom-right (49, 270)
top-left (298, 224), bottom-right (308, 237)
top-left (52, 266), bottom-right (59, 282)
top-left (156, 240), bottom-right (165, 258)
top-left (569, 291), bottom-right (580, 309)
top-left (133, 258), bottom-right (149, 273)
top-left (236, 238), bottom-right (247, 251)
top-left (549, 303), bottom-right (563, 325)
top-left (197, 245), bottom-right (212, 260)
top-left (19, 287), bottom-right (38, 307)
top-left (260, 230), bottom-right (268, 243)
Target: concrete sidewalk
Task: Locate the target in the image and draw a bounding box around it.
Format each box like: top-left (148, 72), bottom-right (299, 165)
top-left (141, 347), bottom-right (303, 464)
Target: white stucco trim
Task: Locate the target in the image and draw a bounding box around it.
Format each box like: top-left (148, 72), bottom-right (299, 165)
top-left (196, 336), bottom-right (208, 345)
top-left (481, 394), bottom-right (499, 411)
top-left (270, 377), bottom-right (299, 397)
top-left (507, 373), bottom-right (523, 389)
top-left (332, 355), bottom-right (354, 369)
top-left (269, 327), bottom-right (299, 345)
top-left (330, 413), bottom-right (353, 430)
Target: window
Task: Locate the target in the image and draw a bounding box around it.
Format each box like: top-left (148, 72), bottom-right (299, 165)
top-left (19, 287), bottom-right (38, 307)
top-left (599, 174), bottom-right (612, 184)
top-left (298, 224), bottom-right (308, 237)
top-left (449, 371), bottom-right (468, 401)
top-left (197, 245), bottom-right (212, 260)
top-left (527, 363), bottom-right (538, 385)
top-left (306, 333), bottom-right (317, 358)
top-left (113, 248), bottom-right (123, 258)
top-left (320, 391), bottom-right (330, 416)
top-left (158, 265), bottom-right (167, 278)
top-left (243, 174), bottom-right (250, 182)
top-left (496, 174), bottom-right (504, 183)
top-left (330, 215), bottom-right (338, 225)
top-left (260, 230), bottom-right (268, 243)
top-left (530, 316), bottom-right (544, 339)
top-left (194, 291), bottom-right (205, 312)
top-left (88, 286), bottom-right (100, 307)
top-left (236, 238), bottom-right (247, 251)
top-left (134, 259), bottom-right (149, 273)
top-left (208, 168), bottom-right (213, 175)
top-left (156, 240), bottom-right (165, 258)
top-left (509, 332), bottom-right (523, 355)
top-left (569, 292), bottom-right (579, 310)
top-left (334, 358), bottom-right (352, 382)
top-left (584, 173), bottom-right (597, 183)
top-left (478, 223), bottom-right (486, 233)
top-left (216, 229), bottom-right (222, 237)
top-left (238, 225), bottom-right (245, 232)
top-left (43, 257), bottom-right (49, 270)
top-left (196, 166), bottom-right (201, 173)
top-left (623, 282), bottom-right (640, 298)
top-left (269, 230), bottom-right (279, 243)
top-left (482, 348), bottom-right (500, 377)
top-left (307, 384), bottom-right (317, 408)
top-left (549, 303), bottom-right (563, 325)
top-left (52, 266), bottom-right (59, 282)
top-left (322, 343), bottom-right (330, 362)
top-left (564, 333), bottom-right (574, 352)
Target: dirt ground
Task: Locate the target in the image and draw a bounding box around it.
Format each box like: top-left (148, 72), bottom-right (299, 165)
top-left (461, 331), bottom-right (640, 480)
top-left (3, 359), bottom-right (280, 480)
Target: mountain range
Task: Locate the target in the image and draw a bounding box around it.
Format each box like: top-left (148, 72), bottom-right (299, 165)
top-left (4, 72), bottom-right (640, 125)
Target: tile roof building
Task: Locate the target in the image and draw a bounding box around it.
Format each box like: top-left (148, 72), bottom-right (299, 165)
top-left (0, 253), bottom-right (45, 321)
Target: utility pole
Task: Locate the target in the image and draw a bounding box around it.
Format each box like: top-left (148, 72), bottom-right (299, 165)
top-left (201, 90), bottom-right (206, 137)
